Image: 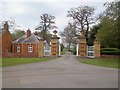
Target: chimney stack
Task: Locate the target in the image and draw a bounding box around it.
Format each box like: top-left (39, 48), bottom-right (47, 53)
top-left (4, 21), bottom-right (9, 31)
top-left (26, 28), bottom-right (31, 38)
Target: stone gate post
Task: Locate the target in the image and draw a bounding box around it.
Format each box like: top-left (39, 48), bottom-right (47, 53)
top-left (78, 31), bottom-right (87, 58)
top-left (94, 37), bottom-right (100, 58)
top-left (38, 37), bottom-right (44, 57)
top-left (51, 30), bottom-right (60, 57)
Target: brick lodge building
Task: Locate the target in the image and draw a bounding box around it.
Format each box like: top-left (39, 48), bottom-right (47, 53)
top-left (1, 22), bottom-right (61, 58)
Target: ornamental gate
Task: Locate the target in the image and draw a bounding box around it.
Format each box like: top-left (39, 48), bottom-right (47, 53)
top-left (76, 31), bottom-right (100, 58)
top-left (44, 42), bottom-right (51, 56)
top-left (87, 46), bottom-right (94, 58)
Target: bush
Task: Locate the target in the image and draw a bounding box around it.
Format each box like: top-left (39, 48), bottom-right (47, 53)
top-left (101, 48), bottom-right (120, 55)
top-left (70, 48), bottom-right (76, 55)
top-left (101, 48), bottom-right (119, 51)
top-left (61, 44), bottom-right (65, 52)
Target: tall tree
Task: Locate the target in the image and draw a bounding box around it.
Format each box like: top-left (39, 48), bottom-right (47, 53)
top-left (67, 6), bottom-right (95, 41)
top-left (97, 1), bottom-right (120, 48)
top-left (11, 29), bottom-right (25, 40)
top-left (104, 1), bottom-right (119, 20)
top-left (0, 17), bottom-right (16, 29)
top-left (87, 24), bottom-right (101, 46)
top-left (60, 23), bottom-right (78, 51)
top-left (35, 13), bottom-right (57, 44)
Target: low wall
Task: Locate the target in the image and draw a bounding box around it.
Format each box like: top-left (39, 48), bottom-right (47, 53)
top-left (101, 55), bottom-right (120, 58)
top-left (2, 53), bottom-right (38, 58)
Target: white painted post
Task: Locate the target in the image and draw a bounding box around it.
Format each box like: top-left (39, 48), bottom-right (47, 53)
top-left (76, 43), bottom-right (79, 56)
top-left (59, 43), bottom-right (61, 56)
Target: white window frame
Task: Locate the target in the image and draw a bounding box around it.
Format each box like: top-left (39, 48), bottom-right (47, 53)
top-left (28, 45), bottom-right (33, 53)
top-left (17, 45), bottom-right (20, 52)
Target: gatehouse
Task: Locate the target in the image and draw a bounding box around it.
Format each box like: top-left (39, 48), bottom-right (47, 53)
top-left (1, 22), bottom-right (61, 58)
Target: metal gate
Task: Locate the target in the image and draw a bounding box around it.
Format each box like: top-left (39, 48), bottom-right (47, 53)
top-left (87, 46), bottom-right (94, 58)
top-left (44, 42), bottom-right (51, 56)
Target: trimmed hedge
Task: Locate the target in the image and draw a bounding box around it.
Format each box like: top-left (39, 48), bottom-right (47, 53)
top-left (101, 48), bottom-right (120, 55)
top-left (101, 51), bottom-right (120, 55)
top-left (101, 48), bottom-right (119, 51)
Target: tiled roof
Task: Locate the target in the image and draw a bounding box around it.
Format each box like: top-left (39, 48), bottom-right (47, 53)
top-left (23, 34), bottom-right (40, 43)
top-left (12, 34), bottom-right (40, 44)
top-left (12, 35), bottom-right (26, 43)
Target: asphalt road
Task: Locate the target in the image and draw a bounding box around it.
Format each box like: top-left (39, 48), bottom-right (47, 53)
top-left (2, 52), bottom-right (118, 88)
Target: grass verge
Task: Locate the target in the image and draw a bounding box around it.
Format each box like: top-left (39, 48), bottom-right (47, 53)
top-left (80, 58), bottom-right (119, 69)
top-left (1, 57), bottom-right (56, 67)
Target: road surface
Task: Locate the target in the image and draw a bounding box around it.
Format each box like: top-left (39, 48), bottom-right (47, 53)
top-left (2, 52), bottom-right (118, 88)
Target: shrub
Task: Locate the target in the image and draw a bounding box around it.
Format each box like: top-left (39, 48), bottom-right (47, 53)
top-left (61, 44), bottom-right (65, 52)
top-left (101, 48), bottom-right (119, 51)
top-left (70, 47), bottom-right (76, 55)
top-left (101, 48), bottom-right (120, 55)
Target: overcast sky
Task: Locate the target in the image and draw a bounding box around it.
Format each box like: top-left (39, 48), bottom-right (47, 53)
top-left (0, 0), bottom-right (114, 35)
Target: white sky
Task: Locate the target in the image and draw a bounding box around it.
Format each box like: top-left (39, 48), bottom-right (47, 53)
top-left (0, 0), bottom-right (114, 35)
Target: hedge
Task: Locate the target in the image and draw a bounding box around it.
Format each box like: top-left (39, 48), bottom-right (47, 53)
top-left (70, 48), bottom-right (120, 55)
top-left (101, 48), bottom-right (119, 51)
top-left (101, 48), bottom-right (120, 55)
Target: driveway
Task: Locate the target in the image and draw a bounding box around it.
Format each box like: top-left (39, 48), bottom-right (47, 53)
top-left (2, 52), bottom-right (118, 88)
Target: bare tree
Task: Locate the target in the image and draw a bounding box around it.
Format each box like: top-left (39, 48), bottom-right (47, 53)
top-left (0, 17), bottom-right (16, 29)
top-left (35, 13), bottom-right (57, 44)
top-left (60, 23), bottom-right (78, 51)
top-left (67, 6), bottom-right (95, 40)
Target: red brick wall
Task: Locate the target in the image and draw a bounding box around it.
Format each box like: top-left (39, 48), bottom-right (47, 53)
top-left (12, 43), bottom-right (38, 57)
top-left (101, 55), bottom-right (120, 58)
top-left (2, 30), bottom-right (13, 56)
top-left (12, 44), bottom-right (22, 53)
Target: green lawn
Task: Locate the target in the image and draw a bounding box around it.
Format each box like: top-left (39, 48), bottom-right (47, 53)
top-left (80, 58), bottom-right (119, 69)
top-left (1, 57), bottom-right (56, 67)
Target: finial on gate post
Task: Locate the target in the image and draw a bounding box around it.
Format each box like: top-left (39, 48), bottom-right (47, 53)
top-left (80, 30), bottom-right (85, 39)
top-left (39, 32), bottom-right (44, 41)
top-left (53, 30), bottom-right (58, 38)
top-left (53, 30), bottom-right (57, 35)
